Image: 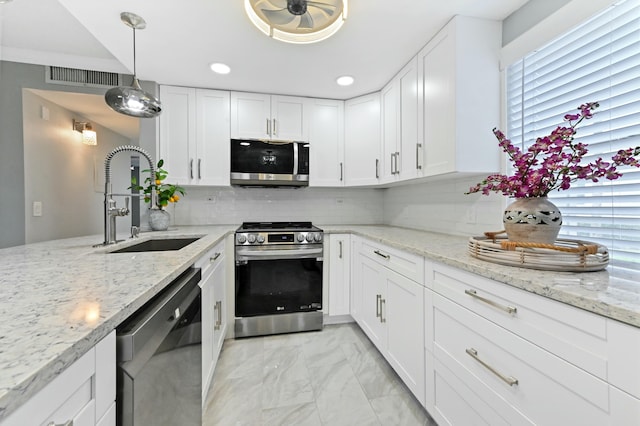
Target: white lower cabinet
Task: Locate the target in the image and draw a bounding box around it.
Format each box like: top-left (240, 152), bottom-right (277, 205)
top-left (327, 234), bottom-right (351, 316)
top-left (351, 237), bottom-right (425, 404)
top-left (197, 240), bottom-right (227, 400)
top-left (425, 259), bottom-right (640, 426)
top-left (2, 331), bottom-right (116, 426)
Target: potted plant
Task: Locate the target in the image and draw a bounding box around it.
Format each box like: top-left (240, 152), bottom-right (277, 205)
top-left (130, 159), bottom-right (186, 231)
top-left (467, 102), bottom-right (640, 243)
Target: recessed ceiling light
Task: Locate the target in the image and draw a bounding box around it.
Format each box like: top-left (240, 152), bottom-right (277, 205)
top-left (210, 63), bottom-right (231, 74)
top-left (336, 75), bottom-right (354, 86)
top-left (0, 0), bottom-right (14, 4)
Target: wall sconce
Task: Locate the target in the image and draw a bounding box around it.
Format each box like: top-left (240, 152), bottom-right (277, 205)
top-left (73, 119), bottom-right (97, 146)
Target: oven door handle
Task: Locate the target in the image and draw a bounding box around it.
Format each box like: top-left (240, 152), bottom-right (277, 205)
top-left (236, 246), bottom-right (323, 261)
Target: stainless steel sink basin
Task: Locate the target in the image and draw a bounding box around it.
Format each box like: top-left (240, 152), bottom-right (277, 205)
top-left (110, 237), bottom-right (201, 253)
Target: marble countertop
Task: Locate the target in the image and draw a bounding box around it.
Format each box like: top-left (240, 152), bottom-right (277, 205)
top-left (1, 224), bottom-right (638, 421)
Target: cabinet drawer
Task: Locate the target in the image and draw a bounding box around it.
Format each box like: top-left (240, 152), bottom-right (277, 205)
top-left (428, 261), bottom-right (608, 380)
top-left (433, 293), bottom-right (610, 426)
top-left (196, 240), bottom-right (225, 276)
top-left (360, 239), bottom-right (424, 284)
top-left (608, 319), bottom-right (640, 399)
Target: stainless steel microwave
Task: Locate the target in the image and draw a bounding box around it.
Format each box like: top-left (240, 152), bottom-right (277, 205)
top-left (230, 139), bottom-right (309, 187)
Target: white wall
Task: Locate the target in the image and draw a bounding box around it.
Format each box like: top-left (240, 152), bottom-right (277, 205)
top-left (169, 186), bottom-right (384, 227)
top-left (382, 175), bottom-right (504, 236)
top-left (22, 90), bottom-right (133, 243)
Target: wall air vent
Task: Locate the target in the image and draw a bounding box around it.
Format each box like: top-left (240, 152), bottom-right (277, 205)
top-left (46, 66), bottom-right (122, 88)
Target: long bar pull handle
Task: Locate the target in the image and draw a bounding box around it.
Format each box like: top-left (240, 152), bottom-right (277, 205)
top-left (190, 159), bottom-right (194, 179)
top-left (466, 348), bottom-right (518, 386)
top-left (210, 252), bottom-right (221, 263)
top-left (47, 421), bottom-right (73, 426)
top-left (376, 294), bottom-right (381, 318)
top-left (198, 158), bottom-right (202, 179)
top-left (395, 151), bottom-right (400, 175)
top-left (266, 118), bottom-right (270, 136)
top-left (464, 289), bottom-right (517, 314)
top-left (214, 301), bottom-right (222, 330)
top-left (273, 119), bottom-right (277, 136)
top-left (380, 298), bottom-right (386, 323)
top-left (416, 143), bottom-right (423, 170)
top-left (374, 250), bottom-right (390, 260)
top-left (339, 240), bottom-right (343, 259)
top-left (375, 159), bottom-right (379, 179)
top-left (391, 153), bottom-right (396, 175)
top-left (340, 162), bottom-right (344, 181)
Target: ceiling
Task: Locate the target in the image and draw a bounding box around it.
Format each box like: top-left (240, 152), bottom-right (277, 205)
top-left (1, 0), bottom-right (528, 136)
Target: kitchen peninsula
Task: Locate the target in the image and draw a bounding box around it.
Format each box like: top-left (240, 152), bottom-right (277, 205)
top-left (1, 225), bottom-right (639, 423)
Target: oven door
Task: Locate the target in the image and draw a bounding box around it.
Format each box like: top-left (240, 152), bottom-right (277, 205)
top-left (235, 245), bottom-right (323, 318)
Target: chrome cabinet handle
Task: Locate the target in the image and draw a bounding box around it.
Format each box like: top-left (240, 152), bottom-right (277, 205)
top-left (214, 300), bottom-right (222, 330)
top-left (416, 143), bottom-right (422, 170)
top-left (190, 159), bottom-right (194, 179)
top-left (338, 240), bottom-right (343, 259)
top-left (210, 252), bottom-right (221, 263)
top-left (464, 289), bottom-right (517, 314)
top-left (380, 298), bottom-right (386, 323)
top-left (198, 158), bottom-right (202, 179)
top-left (340, 162), bottom-right (343, 181)
top-left (376, 294), bottom-right (381, 318)
top-left (395, 151), bottom-right (400, 174)
top-left (374, 250), bottom-right (390, 260)
top-left (466, 348), bottom-right (518, 386)
top-left (391, 153), bottom-right (395, 175)
top-left (273, 118), bottom-right (277, 136)
top-left (375, 159), bottom-right (379, 179)
top-left (266, 118), bottom-right (270, 136)
top-left (47, 421), bottom-right (73, 426)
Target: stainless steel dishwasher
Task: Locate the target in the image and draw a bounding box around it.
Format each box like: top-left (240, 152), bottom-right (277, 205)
top-left (116, 267), bottom-right (202, 426)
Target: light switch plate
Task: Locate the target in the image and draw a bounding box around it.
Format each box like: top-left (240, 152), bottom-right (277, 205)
top-left (33, 201), bottom-right (42, 217)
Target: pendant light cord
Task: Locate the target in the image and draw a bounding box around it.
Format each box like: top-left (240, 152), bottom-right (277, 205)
top-left (132, 26), bottom-right (137, 78)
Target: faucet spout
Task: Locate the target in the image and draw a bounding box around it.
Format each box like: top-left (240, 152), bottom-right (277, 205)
top-left (102, 145), bottom-right (156, 245)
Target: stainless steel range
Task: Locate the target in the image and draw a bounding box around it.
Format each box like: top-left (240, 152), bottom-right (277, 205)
top-left (234, 222), bottom-right (324, 338)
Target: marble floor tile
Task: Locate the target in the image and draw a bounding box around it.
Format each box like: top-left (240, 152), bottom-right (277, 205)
top-left (203, 323), bottom-right (437, 426)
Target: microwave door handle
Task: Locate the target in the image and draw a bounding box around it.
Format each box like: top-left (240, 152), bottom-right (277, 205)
top-left (293, 141), bottom-right (299, 175)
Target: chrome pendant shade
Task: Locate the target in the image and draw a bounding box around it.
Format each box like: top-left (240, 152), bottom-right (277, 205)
top-left (105, 12), bottom-right (161, 118)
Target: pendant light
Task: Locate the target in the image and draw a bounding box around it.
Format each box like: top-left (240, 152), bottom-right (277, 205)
top-left (105, 12), bottom-right (161, 118)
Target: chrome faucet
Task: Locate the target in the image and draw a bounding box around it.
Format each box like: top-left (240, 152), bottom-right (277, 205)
top-left (101, 145), bottom-right (156, 245)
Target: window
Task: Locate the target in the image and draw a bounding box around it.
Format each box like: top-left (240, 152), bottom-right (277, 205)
top-left (506, 0), bottom-right (640, 268)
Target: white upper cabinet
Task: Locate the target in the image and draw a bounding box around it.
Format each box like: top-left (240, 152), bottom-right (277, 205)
top-left (417, 16), bottom-right (501, 177)
top-left (230, 92), bottom-right (308, 141)
top-left (381, 57), bottom-right (420, 184)
top-left (159, 86), bottom-right (230, 186)
top-left (344, 93), bottom-right (381, 186)
top-left (309, 98), bottom-right (345, 187)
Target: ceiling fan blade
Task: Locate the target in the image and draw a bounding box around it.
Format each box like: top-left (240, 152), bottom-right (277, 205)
top-left (298, 12), bottom-right (314, 29)
top-left (262, 0), bottom-right (288, 8)
top-left (307, 1), bottom-right (337, 15)
top-left (262, 8), bottom-right (297, 25)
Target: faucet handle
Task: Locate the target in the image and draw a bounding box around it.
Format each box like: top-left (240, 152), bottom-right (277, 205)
top-left (125, 196), bottom-right (130, 211)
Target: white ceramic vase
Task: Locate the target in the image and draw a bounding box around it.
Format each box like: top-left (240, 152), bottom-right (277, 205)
top-left (503, 197), bottom-right (562, 244)
top-left (148, 208), bottom-right (170, 231)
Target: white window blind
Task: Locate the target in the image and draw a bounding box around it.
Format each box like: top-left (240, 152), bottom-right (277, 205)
top-left (506, 0), bottom-right (640, 269)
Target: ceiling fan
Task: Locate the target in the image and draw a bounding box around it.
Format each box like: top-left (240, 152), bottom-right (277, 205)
top-left (245, 0), bottom-right (348, 43)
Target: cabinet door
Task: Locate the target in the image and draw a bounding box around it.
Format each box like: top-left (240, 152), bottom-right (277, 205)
top-left (230, 92), bottom-right (271, 139)
top-left (357, 256), bottom-right (387, 349)
top-left (344, 93), bottom-right (381, 186)
top-left (159, 85), bottom-right (196, 185)
top-left (398, 57), bottom-right (419, 180)
top-left (418, 27), bottom-right (455, 177)
top-left (381, 79), bottom-right (400, 183)
top-left (201, 265), bottom-right (216, 398)
top-left (196, 89), bottom-right (230, 186)
top-left (309, 99), bottom-right (345, 187)
top-left (328, 234), bottom-right (351, 316)
top-left (212, 253), bottom-right (226, 358)
top-left (385, 269), bottom-right (425, 404)
top-left (271, 95), bottom-right (307, 141)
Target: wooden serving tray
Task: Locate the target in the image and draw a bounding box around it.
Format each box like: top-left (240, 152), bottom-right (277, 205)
top-left (468, 236), bottom-right (609, 272)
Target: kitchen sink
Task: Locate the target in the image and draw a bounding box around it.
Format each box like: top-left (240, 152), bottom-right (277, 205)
top-left (110, 237), bottom-right (201, 253)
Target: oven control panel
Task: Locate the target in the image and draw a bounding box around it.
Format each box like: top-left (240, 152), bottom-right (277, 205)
top-left (236, 231), bottom-right (323, 246)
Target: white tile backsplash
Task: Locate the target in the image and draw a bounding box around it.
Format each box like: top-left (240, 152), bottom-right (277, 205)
top-left (168, 176), bottom-right (504, 236)
top-left (382, 176), bottom-right (505, 236)
top-left (171, 186), bottom-right (385, 226)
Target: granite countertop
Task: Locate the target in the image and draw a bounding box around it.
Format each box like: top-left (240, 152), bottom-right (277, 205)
top-left (1, 224), bottom-right (639, 421)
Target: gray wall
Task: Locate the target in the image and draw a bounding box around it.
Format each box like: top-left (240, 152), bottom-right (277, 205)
top-left (0, 61), bottom-right (156, 248)
top-left (502, 0), bottom-right (572, 46)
